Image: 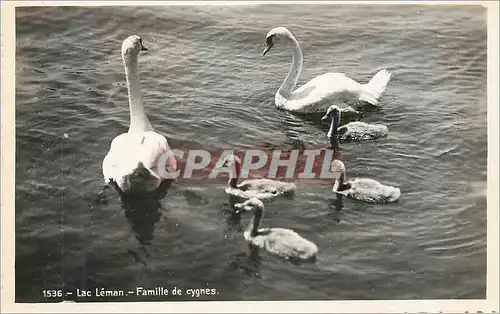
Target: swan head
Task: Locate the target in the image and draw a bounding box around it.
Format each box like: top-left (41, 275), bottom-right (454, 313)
top-left (121, 35), bottom-right (148, 60)
top-left (263, 27), bottom-right (293, 56)
top-left (234, 198), bottom-right (264, 214)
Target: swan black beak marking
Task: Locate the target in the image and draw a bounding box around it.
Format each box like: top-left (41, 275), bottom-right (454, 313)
top-left (141, 42), bottom-right (148, 51)
top-left (262, 45), bottom-right (272, 56)
top-left (262, 36), bottom-right (274, 56)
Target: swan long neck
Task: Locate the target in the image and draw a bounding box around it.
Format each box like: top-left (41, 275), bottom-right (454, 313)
top-left (328, 117), bottom-right (339, 149)
top-left (278, 35), bottom-right (303, 99)
top-left (339, 170), bottom-right (345, 185)
top-left (123, 55), bottom-right (152, 133)
top-left (249, 207), bottom-right (263, 237)
top-left (228, 158), bottom-right (241, 188)
top-left (328, 117), bottom-right (337, 138)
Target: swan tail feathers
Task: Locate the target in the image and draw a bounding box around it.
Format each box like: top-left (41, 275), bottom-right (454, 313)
top-left (359, 69), bottom-right (392, 105)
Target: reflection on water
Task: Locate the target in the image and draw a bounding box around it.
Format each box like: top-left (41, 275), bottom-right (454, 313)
top-left (281, 110), bottom-right (323, 144)
top-left (330, 196), bottom-right (344, 223)
top-left (331, 194), bottom-right (344, 211)
top-left (122, 197), bottom-right (162, 246)
top-left (117, 181), bottom-right (173, 268)
top-left (223, 201), bottom-right (244, 236)
top-left (120, 180), bottom-right (172, 246)
top-left (227, 244), bottom-right (262, 279)
top-left (182, 189), bottom-right (210, 206)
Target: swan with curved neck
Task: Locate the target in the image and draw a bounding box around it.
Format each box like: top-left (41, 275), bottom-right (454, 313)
top-left (221, 154), bottom-right (296, 201)
top-left (330, 154), bottom-right (400, 203)
top-left (263, 27), bottom-right (392, 114)
top-left (322, 104), bottom-right (389, 145)
top-left (235, 198), bottom-right (318, 261)
top-left (102, 35), bottom-right (177, 195)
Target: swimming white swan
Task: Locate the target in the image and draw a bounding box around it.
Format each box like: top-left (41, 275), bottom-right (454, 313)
top-left (263, 27), bottom-right (392, 114)
top-left (102, 35), bottom-right (177, 194)
top-left (330, 158), bottom-right (400, 203)
top-left (235, 198), bottom-right (318, 261)
top-left (322, 105), bottom-right (388, 143)
top-left (221, 154), bottom-right (296, 201)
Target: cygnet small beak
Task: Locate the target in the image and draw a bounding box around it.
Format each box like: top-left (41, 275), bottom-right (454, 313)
top-left (234, 203), bottom-right (252, 214)
top-left (234, 203), bottom-right (243, 214)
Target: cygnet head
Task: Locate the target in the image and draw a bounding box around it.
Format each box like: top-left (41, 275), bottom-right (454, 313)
top-left (330, 158), bottom-right (346, 174)
top-left (263, 27), bottom-right (294, 56)
top-left (121, 35), bottom-right (148, 61)
top-left (221, 154), bottom-right (241, 168)
top-left (322, 104), bottom-right (342, 124)
top-left (234, 198), bottom-right (264, 214)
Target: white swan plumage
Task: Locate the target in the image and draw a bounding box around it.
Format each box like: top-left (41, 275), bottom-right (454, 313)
top-left (263, 27), bottom-right (392, 114)
top-left (102, 35), bottom-right (177, 194)
top-left (322, 104), bottom-right (389, 142)
top-left (235, 198), bottom-right (318, 261)
top-left (221, 154), bottom-right (296, 201)
top-left (331, 158), bottom-right (400, 203)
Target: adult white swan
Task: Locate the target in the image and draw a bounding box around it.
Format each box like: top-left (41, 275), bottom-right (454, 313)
top-left (102, 35), bottom-right (177, 195)
top-left (235, 198), bottom-right (318, 262)
top-left (322, 105), bottom-right (388, 145)
top-left (263, 27), bottom-right (392, 114)
top-left (330, 156), bottom-right (400, 204)
top-left (220, 154), bottom-right (296, 201)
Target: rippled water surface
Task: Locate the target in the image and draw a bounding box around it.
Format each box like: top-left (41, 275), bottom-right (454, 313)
top-left (15, 4), bottom-right (487, 302)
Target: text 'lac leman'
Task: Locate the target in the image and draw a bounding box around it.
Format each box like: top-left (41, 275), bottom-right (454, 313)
top-left (76, 287), bottom-right (169, 297)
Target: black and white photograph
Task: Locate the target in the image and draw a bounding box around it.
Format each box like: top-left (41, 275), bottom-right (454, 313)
top-left (1, 0), bottom-right (498, 312)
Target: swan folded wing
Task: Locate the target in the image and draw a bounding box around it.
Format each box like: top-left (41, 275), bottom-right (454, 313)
top-left (264, 228), bottom-right (317, 260)
top-left (236, 180), bottom-right (275, 192)
top-left (348, 178), bottom-right (400, 203)
top-left (340, 122), bottom-right (389, 141)
top-left (136, 132), bottom-right (164, 165)
top-left (245, 231), bottom-right (267, 248)
top-left (225, 187), bottom-right (278, 200)
top-left (238, 179), bottom-right (295, 194)
top-left (102, 132), bottom-right (176, 184)
top-left (137, 131), bottom-right (177, 177)
top-left (102, 133), bottom-right (144, 183)
top-left (286, 73), bottom-right (364, 112)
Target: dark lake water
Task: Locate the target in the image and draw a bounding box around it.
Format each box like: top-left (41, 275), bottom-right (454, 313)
top-left (15, 4), bottom-right (487, 302)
